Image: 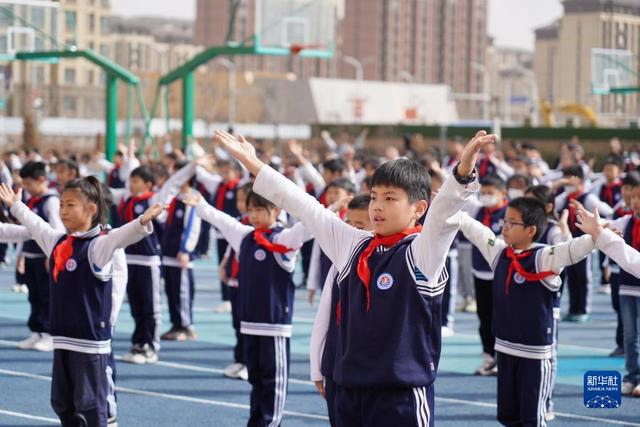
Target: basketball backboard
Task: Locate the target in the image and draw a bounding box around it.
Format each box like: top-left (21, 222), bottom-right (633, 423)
top-left (0, 0), bottom-right (60, 61)
top-left (253, 0), bottom-right (335, 58)
top-left (591, 48), bottom-right (634, 94)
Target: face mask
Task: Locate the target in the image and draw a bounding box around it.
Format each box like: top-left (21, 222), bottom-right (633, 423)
top-left (479, 194), bottom-right (498, 207)
top-left (507, 189), bottom-right (524, 200)
top-left (565, 185), bottom-right (577, 194)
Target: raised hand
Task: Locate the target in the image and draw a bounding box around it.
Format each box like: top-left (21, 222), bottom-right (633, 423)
top-left (214, 130), bottom-right (264, 175)
top-left (558, 209), bottom-right (570, 236)
top-left (458, 130), bottom-right (499, 177)
top-left (328, 194), bottom-right (353, 214)
top-left (181, 190), bottom-right (203, 207)
top-left (0, 183), bottom-right (22, 208)
top-left (140, 203), bottom-right (167, 226)
top-left (194, 153), bottom-right (215, 170)
top-left (575, 206), bottom-right (602, 240)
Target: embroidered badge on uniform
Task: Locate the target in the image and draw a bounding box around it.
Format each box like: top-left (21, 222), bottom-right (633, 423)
top-left (65, 259), bottom-right (77, 272)
top-left (376, 273), bottom-right (394, 290)
top-left (549, 246), bottom-right (555, 255)
top-left (488, 238), bottom-right (495, 247)
top-left (134, 204), bottom-right (144, 214)
top-left (254, 249), bottom-right (267, 261)
top-left (513, 273), bottom-right (525, 284)
top-left (226, 191), bottom-right (234, 200)
top-left (175, 209), bottom-right (184, 218)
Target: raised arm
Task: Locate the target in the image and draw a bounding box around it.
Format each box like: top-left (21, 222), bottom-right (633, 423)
top-left (457, 212), bottom-right (507, 266)
top-left (0, 223), bottom-right (32, 243)
top-left (309, 265), bottom-right (336, 388)
top-left (595, 228), bottom-right (640, 278)
top-left (151, 160), bottom-right (198, 206)
top-left (537, 235), bottom-right (594, 274)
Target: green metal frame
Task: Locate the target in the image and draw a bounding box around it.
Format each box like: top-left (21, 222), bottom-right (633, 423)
top-left (15, 49), bottom-right (140, 161)
top-left (146, 36), bottom-right (334, 150)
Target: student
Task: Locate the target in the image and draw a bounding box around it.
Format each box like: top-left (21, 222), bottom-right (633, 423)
top-left (310, 194), bottom-right (373, 426)
top-left (213, 129), bottom-right (496, 426)
top-left (459, 196), bottom-right (594, 425)
top-left (183, 186), bottom-right (311, 426)
top-left (0, 178), bottom-right (164, 427)
top-left (574, 194), bottom-right (640, 398)
top-left (16, 161), bottom-right (64, 352)
top-left (555, 166), bottom-right (613, 321)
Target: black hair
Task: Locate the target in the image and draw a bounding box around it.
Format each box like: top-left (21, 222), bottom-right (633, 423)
top-left (323, 158), bottom-right (346, 175)
top-left (562, 165), bottom-right (584, 180)
top-left (246, 190), bottom-right (277, 210)
top-left (525, 185), bottom-right (556, 219)
top-left (151, 163), bottom-right (169, 183)
top-left (361, 175), bottom-right (373, 189)
top-left (508, 197), bottom-right (548, 242)
top-left (57, 159), bottom-right (80, 179)
top-left (218, 159), bottom-right (243, 173)
top-left (100, 182), bottom-right (114, 207)
top-left (603, 155), bottom-right (624, 170)
top-left (363, 156), bottom-right (383, 170)
top-left (507, 174), bottom-right (531, 189)
top-left (348, 193), bottom-right (371, 210)
top-left (480, 174), bottom-right (506, 190)
top-left (622, 171), bottom-right (640, 187)
top-left (130, 165), bottom-right (156, 185)
top-left (19, 161), bottom-right (47, 180)
top-left (521, 141), bottom-right (537, 151)
top-left (370, 158), bottom-right (431, 203)
top-left (326, 177), bottom-right (356, 195)
top-left (62, 176), bottom-right (109, 228)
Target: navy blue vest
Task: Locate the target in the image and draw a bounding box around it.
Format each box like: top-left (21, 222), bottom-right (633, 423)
top-left (237, 227), bottom-right (295, 326)
top-left (562, 192), bottom-right (589, 236)
top-left (319, 250), bottom-right (332, 290)
top-left (119, 196), bottom-right (161, 257)
top-left (49, 234), bottom-right (112, 342)
top-left (213, 183), bottom-right (240, 218)
top-left (162, 199), bottom-right (192, 257)
top-left (23, 194), bottom-right (56, 255)
top-left (321, 276), bottom-right (340, 379)
top-left (472, 205), bottom-right (507, 273)
top-left (333, 235), bottom-right (442, 388)
top-left (108, 166), bottom-right (125, 189)
top-left (599, 182), bottom-right (622, 208)
top-left (493, 246), bottom-right (556, 348)
top-left (618, 219), bottom-right (640, 288)
top-left (539, 220), bottom-right (562, 309)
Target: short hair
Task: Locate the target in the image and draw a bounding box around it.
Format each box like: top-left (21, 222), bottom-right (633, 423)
top-left (323, 158), bottom-right (346, 175)
top-left (363, 156), bottom-right (383, 170)
top-left (603, 155), bottom-right (624, 170)
top-left (480, 174), bottom-right (506, 190)
top-left (246, 190), bottom-right (277, 210)
top-left (218, 159), bottom-right (243, 173)
top-left (507, 174), bottom-right (531, 189)
top-left (151, 163), bottom-right (169, 183)
top-left (622, 171), bottom-right (640, 187)
top-left (361, 175), bottom-right (373, 189)
top-left (348, 194), bottom-right (371, 210)
top-left (508, 197), bottom-right (548, 241)
top-left (525, 184), bottom-right (555, 218)
top-left (370, 158), bottom-right (430, 203)
top-left (562, 165), bottom-right (584, 180)
top-left (326, 177), bottom-right (356, 194)
top-left (19, 161), bottom-right (47, 180)
top-left (57, 159), bottom-right (80, 178)
top-left (129, 166), bottom-right (155, 185)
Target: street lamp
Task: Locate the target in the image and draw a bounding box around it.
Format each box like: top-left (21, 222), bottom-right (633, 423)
top-left (343, 56), bottom-right (364, 81)
top-left (214, 57), bottom-right (237, 128)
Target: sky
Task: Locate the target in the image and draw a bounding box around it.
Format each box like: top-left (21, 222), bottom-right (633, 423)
top-left (110, 0), bottom-right (565, 51)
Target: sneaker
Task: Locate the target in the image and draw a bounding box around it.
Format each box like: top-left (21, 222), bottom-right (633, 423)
top-left (474, 353), bottom-right (497, 376)
top-left (161, 327), bottom-right (196, 341)
top-left (224, 362), bottom-right (245, 379)
top-left (32, 333), bottom-right (53, 352)
top-left (214, 301), bottom-right (232, 313)
top-left (633, 385), bottom-right (640, 397)
top-left (545, 411), bottom-right (556, 421)
top-left (20, 284), bottom-right (29, 294)
top-left (622, 382), bottom-right (635, 395)
top-left (11, 284), bottom-right (21, 293)
top-left (160, 327), bottom-right (179, 340)
top-left (17, 333), bottom-right (41, 350)
top-left (441, 326), bottom-right (454, 337)
top-left (141, 344), bottom-right (158, 364)
top-left (597, 284), bottom-right (611, 295)
top-left (184, 327), bottom-right (197, 340)
top-left (121, 345), bottom-right (146, 365)
top-left (562, 313), bottom-right (589, 322)
top-left (236, 365), bottom-right (248, 381)
top-left (464, 300), bottom-right (477, 313)
top-left (107, 416), bottom-right (118, 426)
top-left (609, 346), bottom-right (625, 357)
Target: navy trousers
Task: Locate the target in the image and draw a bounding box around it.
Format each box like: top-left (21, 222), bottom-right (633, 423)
top-left (228, 286), bottom-right (244, 364)
top-left (164, 266), bottom-right (195, 329)
top-left (24, 257), bottom-right (50, 333)
top-left (244, 335), bottom-right (290, 427)
top-left (51, 350), bottom-right (110, 427)
top-left (497, 351), bottom-right (553, 427)
top-left (127, 264), bottom-right (162, 349)
top-left (565, 257), bottom-right (591, 315)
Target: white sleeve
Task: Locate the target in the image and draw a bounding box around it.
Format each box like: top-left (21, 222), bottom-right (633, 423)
top-left (307, 242), bottom-right (323, 291)
top-left (109, 188), bottom-right (129, 206)
top-left (195, 166), bottom-right (223, 195)
top-left (457, 211), bottom-right (507, 268)
top-left (9, 201), bottom-right (65, 256)
top-left (121, 156), bottom-right (141, 183)
top-left (495, 160), bottom-right (515, 180)
top-left (411, 175), bottom-right (482, 282)
top-left (150, 162), bottom-right (196, 206)
top-left (253, 166), bottom-right (370, 273)
top-left (596, 228), bottom-right (640, 278)
top-left (109, 248), bottom-right (128, 326)
top-left (298, 163), bottom-right (326, 197)
top-left (547, 225), bottom-right (571, 245)
top-left (584, 193), bottom-right (614, 218)
top-left (0, 223), bottom-right (32, 242)
top-left (90, 217), bottom-right (153, 269)
top-left (309, 266), bottom-right (336, 382)
top-left (43, 196), bottom-right (65, 231)
top-left (194, 199), bottom-right (253, 253)
top-left (273, 220), bottom-right (313, 249)
top-left (538, 235), bottom-right (595, 274)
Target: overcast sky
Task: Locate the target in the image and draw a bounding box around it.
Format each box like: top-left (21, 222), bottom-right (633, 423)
top-left (110, 0), bottom-right (564, 51)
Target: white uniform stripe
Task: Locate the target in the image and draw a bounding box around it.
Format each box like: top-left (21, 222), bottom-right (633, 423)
top-left (179, 269), bottom-right (191, 326)
top-left (413, 388), bottom-right (424, 427)
top-left (269, 337), bottom-right (282, 427)
top-left (422, 387), bottom-right (431, 426)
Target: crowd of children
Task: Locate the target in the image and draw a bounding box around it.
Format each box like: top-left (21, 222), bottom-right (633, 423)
top-left (3, 131), bottom-right (640, 427)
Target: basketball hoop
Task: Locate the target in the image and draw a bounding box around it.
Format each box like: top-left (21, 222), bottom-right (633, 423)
top-left (289, 43), bottom-right (327, 56)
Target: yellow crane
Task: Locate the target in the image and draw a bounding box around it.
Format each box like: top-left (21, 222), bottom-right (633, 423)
top-left (540, 100), bottom-right (598, 127)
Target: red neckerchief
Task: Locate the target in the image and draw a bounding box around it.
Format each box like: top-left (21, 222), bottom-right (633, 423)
top-left (253, 228), bottom-right (295, 254)
top-left (319, 189), bottom-right (328, 207)
top-left (504, 246), bottom-right (554, 295)
top-left (632, 216), bottom-right (640, 250)
top-left (447, 154), bottom-right (459, 166)
top-left (216, 179), bottom-right (239, 210)
top-left (166, 198), bottom-right (178, 225)
top-left (482, 200), bottom-right (507, 227)
top-left (27, 196), bottom-right (43, 210)
top-left (616, 206), bottom-right (633, 218)
top-left (602, 180), bottom-right (621, 206)
top-left (121, 191), bottom-right (154, 223)
top-left (52, 235), bottom-right (75, 283)
top-left (567, 190), bottom-right (583, 233)
top-left (478, 156), bottom-right (491, 177)
top-left (356, 225), bottom-right (422, 311)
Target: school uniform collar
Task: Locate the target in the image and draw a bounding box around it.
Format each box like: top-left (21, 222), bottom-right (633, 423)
top-left (68, 225), bottom-right (102, 239)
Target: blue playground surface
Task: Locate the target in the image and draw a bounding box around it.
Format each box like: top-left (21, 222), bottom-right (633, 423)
top-left (0, 254), bottom-right (639, 426)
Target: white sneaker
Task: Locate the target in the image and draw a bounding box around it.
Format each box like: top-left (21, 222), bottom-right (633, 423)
top-left (474, 353), bottom-right (497, 376)
top-left (11, 284), bottom-right (21, 293)
top-left (633, 384), bottom-right (640, 397)
top-left (32, 333), bottom-right (53, 352)
top-left (237, 365), bottom-right (248, 381)
top-left (223, 362), bottom-right (244, 378)
top-left (17, 333), bottom-right (41, 350)
top-left (121, 346), bottom-right (147, 365)
top-left (441, 326), bottom-right (454, 337)
top-left (214, 301), bottom-right (232, 313)
top-left (545, 411), bottom-right (556, 421)
top-left (622, 382), bottom-right (635, 395)
top-left (141, 344), bottom-right (158, 364)
top-left (20, 284), bottom-right (29, 294)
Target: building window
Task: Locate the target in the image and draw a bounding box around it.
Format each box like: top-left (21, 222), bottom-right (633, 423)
top-left (88, 70), bottom-right (94, 85)
top-left (102, 0), bottom-right (110, 7)
top-left (100, 17), bottom-right (109, 34)
top-left (100, 43), bottom-right (109, 57)
top-left (64, 11), bottom-right (76, 32)
top-left (35, 66), bottom-right (45, 84)
top-left (63, 95), bottom-right (76, 113)
top-left (88, 14), bottom-right (95, 33)
top-left (64, 68), bottom-right (76, 84)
